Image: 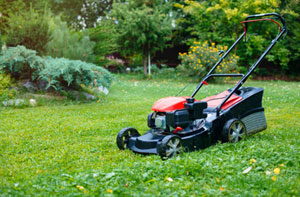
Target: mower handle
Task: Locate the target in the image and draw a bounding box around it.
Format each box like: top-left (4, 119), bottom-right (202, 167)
top-left (245, 13), bottom-right (287, 30)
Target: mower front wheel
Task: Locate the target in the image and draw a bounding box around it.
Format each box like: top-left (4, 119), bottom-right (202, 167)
top-left (157, 135), bottom-right (182, 160)
top-left (222, 119), bottom-right (247, 143)
top-left (116, 127), bottom-right (140, 150)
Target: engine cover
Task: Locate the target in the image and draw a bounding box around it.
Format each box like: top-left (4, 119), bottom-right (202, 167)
top-left (152, 97), bottom-right (190, 112)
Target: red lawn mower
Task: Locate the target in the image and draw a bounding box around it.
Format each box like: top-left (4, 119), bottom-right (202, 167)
top-left (116, 13), bottom-right (287, 159)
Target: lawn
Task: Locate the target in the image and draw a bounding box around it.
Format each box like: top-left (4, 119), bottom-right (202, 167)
top-left (0, 75), bottom-right (300, 196)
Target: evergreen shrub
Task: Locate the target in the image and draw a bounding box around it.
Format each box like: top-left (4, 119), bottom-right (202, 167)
top-left (40, 57), bottom-right (112, 90)
top-left (0, 46), bottom-right (46, 80)
top-left (0, 46), bottom-right (112, 94)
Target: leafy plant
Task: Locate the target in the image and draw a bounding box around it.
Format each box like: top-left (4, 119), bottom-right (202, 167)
top-left (46, 16), bottom-right (96, 62)
top-left (0, 46), bottom-right (46, 80)
top-left (5, 6), bottom-right (52, 55)
top-left (0, 71), bottom-right (17, 102)
top-left (178, 41), bottom-right (239, 79)
top-left (39, 57), bottom-right (112, 91)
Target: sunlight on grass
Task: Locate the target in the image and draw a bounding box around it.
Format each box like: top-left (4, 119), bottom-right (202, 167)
top-left (0, 76), bottom-right (299, 195)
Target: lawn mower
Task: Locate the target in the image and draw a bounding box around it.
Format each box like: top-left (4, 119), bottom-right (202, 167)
top-left (116, 13), bottom-right (287, 159)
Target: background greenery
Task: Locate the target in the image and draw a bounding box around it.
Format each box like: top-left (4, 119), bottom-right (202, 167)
top-left (1, 0), bottom-right (299, 77)
top-left (0, 76), bottom-right (299, 195)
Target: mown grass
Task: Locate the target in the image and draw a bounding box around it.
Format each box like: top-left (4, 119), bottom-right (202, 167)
top-left (0, 75), bottom-right (300, 196)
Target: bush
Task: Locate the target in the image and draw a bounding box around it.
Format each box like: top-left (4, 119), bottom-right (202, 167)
top-left (39, 57), bottom-right (112, 91)
top-left (0, 46), bottom-right (46, 80)
top-left (46, 17), bottom-right (95, 62)
top-left (5, 7), bottom-right (51, 54)
top-left (0, 71), bottom-right (17, 102)
top-left (0, 46), bottom-right (112, 97)
top-left (178, 41), bottom-right (239, 79)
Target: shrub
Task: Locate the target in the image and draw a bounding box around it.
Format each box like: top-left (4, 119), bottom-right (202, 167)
top-left (178, 41), bottom-right (239, 79)
top-left (0, 46), bottom-right (112, 96)
top-left (5, 7), bottom-right (51, 55)
top-left (0, 46), bottom-right (46, 80)
top-left (0, 71), bottom-right (17, 102)
top-left (46, 17), bottom-right (95, 62)
top-left (39, 57), bottom-right (112, 91)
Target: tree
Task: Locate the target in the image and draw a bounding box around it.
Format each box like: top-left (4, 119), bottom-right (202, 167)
top-left (88, 19), bottom-right (119, 66)
top-left (46, 16), bottom-right (95, 62)
top-left (175, 0), bottom-right (299, 74)
top-left (5, 7), bottom-right (52, 55)
top-left (111, 1), bottom-right (173, 74)
top-left (47, 0), bottom-right (113, 29)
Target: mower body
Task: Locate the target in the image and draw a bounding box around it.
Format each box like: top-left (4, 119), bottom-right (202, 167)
top-left (127, 87), bottom-right (267, 154)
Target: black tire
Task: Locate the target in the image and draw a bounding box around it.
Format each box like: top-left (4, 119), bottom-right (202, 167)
top-left (222, 119), bottom-right (247, 143)
top-left (116, 127), bottom-right (140, 150)
top-left (157, 135), bottom-right (182, 160)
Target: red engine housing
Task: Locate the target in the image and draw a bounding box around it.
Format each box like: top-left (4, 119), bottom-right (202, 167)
top-left (151, 91), bottom-right (242, 112)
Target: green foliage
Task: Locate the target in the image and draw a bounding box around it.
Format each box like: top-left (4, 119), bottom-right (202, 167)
top-left (5, 7), bottom-right (52, 55)
top-left (88, 19), bottom-right (119, 66)
top-left (46, 0), bottom-right (113, 29)
top-left (111, 0), bottom-right (173, 74)
top-left (178, 41), bottom-right (239, 79)
top-left (0, 46), bottom-right (46, 80)
top-left (0, 77), bottom-right (300, 195)
top-left (0, 32), bottom-right (2, 53)
top-left (175, 0), bottom-right (299, 74)
top-left (0, 0), bottom-right (26, 33)
top-left (0, 72), bottom-right (16, 102)
top-left (0, 46), bottom-right (112, 94)
top-left (46, 16), bottom-right (95, 62)
top-left (39, 57), bottom-right (112, 90)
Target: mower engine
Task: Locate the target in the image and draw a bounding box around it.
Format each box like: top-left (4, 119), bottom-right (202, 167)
top-left (148, 97), bottom-right (208, 132)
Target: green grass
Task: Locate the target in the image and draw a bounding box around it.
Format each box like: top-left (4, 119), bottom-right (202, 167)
top-left (1, 75), bottom-right (300, 196)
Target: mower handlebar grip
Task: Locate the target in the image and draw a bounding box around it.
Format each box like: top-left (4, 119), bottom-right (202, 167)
top-left (245, 13), bottom-right (286, 30)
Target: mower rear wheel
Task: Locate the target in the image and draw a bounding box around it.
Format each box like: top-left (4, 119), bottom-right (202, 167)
top-left (222, 119), bottom-right (247, 143)
top-left (157, 135), bottom-right (182, 160)
top-left (116, 127), bottom-right (140, 150)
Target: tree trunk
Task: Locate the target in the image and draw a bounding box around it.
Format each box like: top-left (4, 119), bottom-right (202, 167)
top-left (143, 54), bottom-right (148, 75)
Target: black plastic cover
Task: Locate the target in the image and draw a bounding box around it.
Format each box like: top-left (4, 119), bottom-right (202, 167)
top-left (184, 101), bottom-right (207, 120)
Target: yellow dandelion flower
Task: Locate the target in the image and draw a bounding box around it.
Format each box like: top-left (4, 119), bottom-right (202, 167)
top-left (272, 176), bottom-right (277, 181)
top-left (250, 158), bottom-right (256, 164)
top-left (76, 185), bottom-right (84, 190)
top-left (200, 64), bottom-right (203, 67)
top-left (274, 168), bottom-right (280, 174)
top-left (280, 164), bottom-right (284, 167)
top-left (194, 67), bottom-right (196, 69)
top-left (107, 189), bottom-right (113, 193)
top-left (219, 187), bottom-right (225, 191)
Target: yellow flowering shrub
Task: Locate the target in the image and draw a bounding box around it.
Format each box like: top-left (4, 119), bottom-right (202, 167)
top-left (178, 41), bottom-right (239, 79)
top-left (0, 72), bottom-right (17, 102)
